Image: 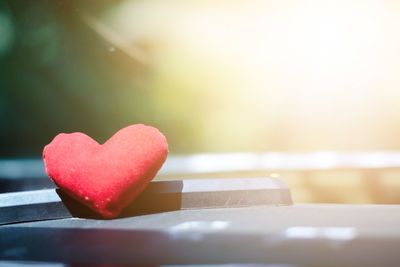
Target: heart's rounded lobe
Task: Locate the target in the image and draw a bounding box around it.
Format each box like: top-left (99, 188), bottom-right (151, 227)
top-left (43, 124), bottom-right (168, 218)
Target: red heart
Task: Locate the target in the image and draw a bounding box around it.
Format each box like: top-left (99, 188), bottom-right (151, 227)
top-left (43, 124), bottom-right (168, 218)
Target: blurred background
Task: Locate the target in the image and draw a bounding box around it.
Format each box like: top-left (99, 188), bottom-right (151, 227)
top-left (1, 0), bottom-right (400, 204)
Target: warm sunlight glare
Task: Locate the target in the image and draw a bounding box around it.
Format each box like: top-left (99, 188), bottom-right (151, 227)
top-left (102, 0), bottom-right (400, 151)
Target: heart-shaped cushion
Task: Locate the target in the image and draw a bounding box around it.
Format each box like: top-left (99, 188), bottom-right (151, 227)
top-left (43, 124), bottom-right (168, 218)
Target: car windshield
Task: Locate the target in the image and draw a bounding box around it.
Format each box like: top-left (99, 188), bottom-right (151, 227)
top-left (1, 1), bottom-right (400, 204)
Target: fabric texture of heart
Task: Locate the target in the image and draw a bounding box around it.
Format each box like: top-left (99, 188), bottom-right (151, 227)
top-left (43, 124), bottom-right (168, 218)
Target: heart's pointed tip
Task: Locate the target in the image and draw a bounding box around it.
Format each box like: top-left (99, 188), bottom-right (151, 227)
top-left (97, 209), bottom-right (121, 219)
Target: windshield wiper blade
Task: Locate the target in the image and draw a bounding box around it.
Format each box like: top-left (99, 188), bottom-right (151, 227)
top-left (0, 177), bottom-right (292, 225)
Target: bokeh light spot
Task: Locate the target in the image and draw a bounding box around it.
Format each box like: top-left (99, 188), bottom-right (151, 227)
top-left (0, 11), bottom-right (14, 56)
